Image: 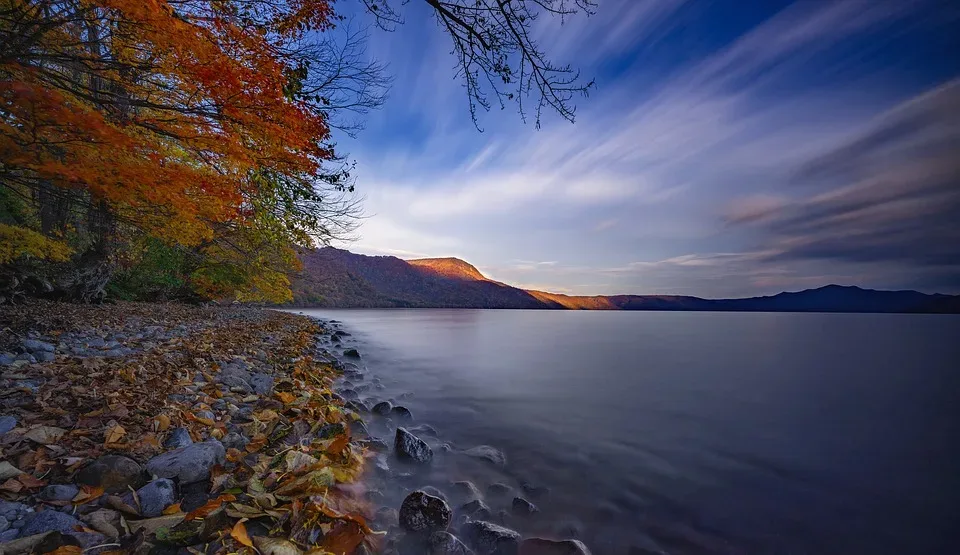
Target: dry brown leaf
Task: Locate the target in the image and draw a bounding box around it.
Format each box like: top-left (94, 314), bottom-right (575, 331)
top-left (23, 425), bottom-right (67, 444)
top-left (327, 434), bottom-right (350, 456)
top-left (72, 485), bottom-right (105, 504)
top-left (0, 478), bottom-right (23, 493)
top-left (321, 519), bottom-right (365, 555)
top-left (16, 473), bottom-right (47, 488)
top-left (104, 424), bottom-right (126, 444)
top-left (184, 493), bottom-right (236, 521)
top-left (276, 391), bottom-right (296, 404)
top-left (162, 502), bottom-right (182, 515)
top-left (230, 519), bottom-right (254, 547)
top-left (153, 414), bottom-right (171, 432)
top-left (47, 546), bottom-right (83, 555)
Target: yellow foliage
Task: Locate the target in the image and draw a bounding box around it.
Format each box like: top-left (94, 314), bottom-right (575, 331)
top-left (0, 224), bottom-right (72, 264)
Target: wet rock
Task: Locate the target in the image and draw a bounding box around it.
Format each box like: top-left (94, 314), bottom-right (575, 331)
top-left (409, 424), bottom-right (439, 437)
top-left (349, 420), bottom-right (370, 437)
top-left (458, 499), bottom-right (491, 521)
top-left (511, 497), bottom-right (538, 516)
top-left (346, 400), bottom-right (369, 413)
top-left (395, 428), bottom-right (433, 464)
top-left (20, 510), bottom-right (82, 537)
top-left (249, 373), bottom-right (274, 395)
top-left (419, 486), bottom-right (447, 502)
top-left (459, 520), bottom-right (521, 555)
top-left (340, 389), bottom-right (359, 400)
top-left (486, 484), bottom-right (511, 497)
top-left (36, 351), bottom-right (56, 362)
top-left (131, 479), bottom-right (177, 517)
top-left (391, 406), bottom-right (413, 420)
top-left (22, 339), bottom-right (55, 353)
top-left (15, 353), bottom-right (36, 364)
top-left (181, 492), bottom-right (210, 513)
top-left (464, 446), bottom-right (506, 467)
top-left (343, 348), bottom-right (360, 358)
top-left (520, 482), bottom-right (550, 499)
top-left (451, 481), bottom-right (482, 503)
top-left (372, 401), bottom-right (392, 416)
top-left (399, 491), bottom-right (451, 533)
top-left (429, 531), bottom-right (473, 555)
top-left (519, 539), bottom-right (592, 555)
top-left (195, 410), bottom-right (216, 422)
top-left (38, 484), bottom-right (80, 502)
top-left (75, 455), bottom-right (145, 493)
top-left (0, 415), bottom-right (17, 435)
top-left (163, 428), bottom-right (193, 449)
top-left (146, 440), bottom-right (225, 484)
top-left (362, 437), bottom-right (390, 452)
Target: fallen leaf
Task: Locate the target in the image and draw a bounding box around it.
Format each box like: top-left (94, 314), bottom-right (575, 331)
top-left (153, 414), bottom-right (171, 432)
top-left (72, 485), bottom-right (105, 505)
top-left (327, 434), bottom-right (350, 456)
top-left (230, 519), bottom-right (253, 547)
top-left (24, 425), bottom-right (67, 444)
top-left (163, 502), bottom-right (182, 515)
top-left (254, 536), bottom-right (303, 555)
top-left (276, 391), bottom-right (296, 404)
top-left (0, 478), bottom-right (23, 493)
top-left (16, 473), bottom-right (46, 488)
top-left (0, 461), bottom-right (22, 480)
top-left (184, 494), bottom-right (236, 521)
top-left (104, 424), bottom-right (126, 444)
top-left (321, 519), bottom-right (364, 554)
top-left (47, 546), bottom-right (83, 555)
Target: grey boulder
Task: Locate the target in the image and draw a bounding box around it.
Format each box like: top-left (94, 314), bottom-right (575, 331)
top-left (20, 510), bottom-right (105, 547)
top-left (249, 372), bottom-right (274, 395)
top-left (75, 454), bottom-right (145, 493)
top-left (163, 427), bottom-right (194, 449)
top-left (395, 428), bottom-right (433, 464)
top-left (146, 440), bottom-right (225, 484)
top-left (128, 478), bottom-right (176, 517)
top-left (37, 484), bottom-right (79, 502)
top-left (399, 491), bottom-right (451, 533)
top-left (429, 531), bottom-right (474, 554)
top-left (459, 521), bottom-right (521, 555)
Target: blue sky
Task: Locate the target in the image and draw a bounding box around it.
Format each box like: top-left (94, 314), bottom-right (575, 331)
top-left (331, 0), bottom-right (959, 298)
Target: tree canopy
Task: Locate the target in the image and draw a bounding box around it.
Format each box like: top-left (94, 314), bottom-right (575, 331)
top-left (1, 0), bottom-right (592, 303)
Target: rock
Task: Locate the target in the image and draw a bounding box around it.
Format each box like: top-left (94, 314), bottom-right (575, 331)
top-left (486, 484), bottom-right (511, 497)
top-left (398, 491), bottom-right (452, 533)
top-left (459, 521), bottom-right (521, 555)
top-left (146, 440), bottom-right (225, 484)
top-left (35, 351), bottom-right (55, 362)
top-left (249, 373), bottom-right (274, 395)
top-left (22, 339), bottom-right (55, 353)
top-left (390, 406), bottom-right (413, 420)
top-left (429, 531), bottom-right (474, 555)
top-left (409, 424), bottom-right (439, 437)
top-left (362, 437), bottom-right (390, 452)
top-left (0, 516), bottom-right (8, 533)
top-left (520, 482), bottom-right (550, 499)
top-left (163, 428), bottom-right (193, 449)
top-left (458, 499), bottom-right (491, 521)
top-left (221, 432), bottom-right (249, 451)
top-left (19, 510), bottom-right (83, 537)
top-left (343, 349), bottom-right (360, 358)
top-left (395, 428), bottom-right (433, 464)
top-left (419, 486), bottom-right (447, 502)
top-left (372, 401), bottom-right (392, 416)
top-left (195, 410), bottom-right (216, 422)
top-left (464, 446), bottom-right (506, 467)
top-left (38, 484), bottom-right (80, 502)
top-left (131, 479), bottom-right (177, 517)
top-left (511, 497), bottom-right (538, 516)
top-left (75, 455), bottom-right (145, 493)
top-left (82, 509), bottom-right (121, 538)
top-left (349, 420), bottom-right (369, 437)
top-left (15, 353), bottom-right (36, 364)
top-left (519, 539), bottom-right (592, 555)
top-left (451, 481), bottom-right (482, 503)
top-left (346, 400), bottom-right (369, 413)
top-left (0, 354), bottom-right (14, 366)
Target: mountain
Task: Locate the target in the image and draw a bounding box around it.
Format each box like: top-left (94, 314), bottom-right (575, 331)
top-left (289, 248), bottom-right (958, 313)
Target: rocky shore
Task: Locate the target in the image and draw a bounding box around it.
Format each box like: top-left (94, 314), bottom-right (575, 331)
top-left (0, 302), bottom-right (591, 555)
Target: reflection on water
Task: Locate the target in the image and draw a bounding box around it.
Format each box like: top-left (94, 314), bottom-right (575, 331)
top-left (294, 309), bottom-right (960, 555)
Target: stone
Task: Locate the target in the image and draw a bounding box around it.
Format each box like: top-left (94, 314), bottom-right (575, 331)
top-left (429, 531), bottom-right (474, 555)
top-left (249, 373), bottom-right (274, 395)
top-left (511, 497), bottom-right (538, 516)
top-left (519, 539), bottom-right (592, 555)
top-left (390, 406), bottom-right (413, 420)
top-left (520, 482), bottom-right (550, 499)
top-left (37, 484), bottom-right (80, 502)
top-left (131, 479), bottom-right (177, 517)
top-left (19, 510), bottom-right (83, 537)
top-left (343, 348), bottom-right (360, 358)
top-left (0, 516), bottom-right (8, 534)
top-left (458, 500), bottom-right (491, 521)
top-left (395, 428), bottom-right (433, 464)
top-left (22, 339), bottom-right (55, 353)
top-left (349, 420), bottom-right (369, 437)
top-left (75, 455), bottom-right (145, 493)
top-left (419, 486), bottom-right (447, 502)
top-left (398, 491), bottom-right (452, 533)
top-left (146, 440), bottom-right (225, 484)
top-left (450, 481), bottom-right (482, 503)
top-left (221, 432), bottom-right (248, 451)
top-left (464, 446), bottom-right (506, 466)
top-left (0, 353), bottom-right (14, 366)
top-left (15, 353), bottom-right (36, 364)
top-left (362, 437), bottom-right (390, 452)
top-left (82, 509), bottom-right (121, 538)
top-left (195, 410), bottom-right (216, 422)
top-left (459, 521), bottom-right (521, 555)
top-left (163, 428), bottom-right (193, 449)
top-left (36, 351), bottom-right (56, 362)
top-left (346, 400), bottom-right (368, 413)
top-left (409, 424), bottom-right (439, 437)
top-left (372, 401), bottom-right (392, 416)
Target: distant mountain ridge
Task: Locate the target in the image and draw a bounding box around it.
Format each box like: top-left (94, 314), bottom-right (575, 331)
top-left (289, 248), bottom-right (958, 313)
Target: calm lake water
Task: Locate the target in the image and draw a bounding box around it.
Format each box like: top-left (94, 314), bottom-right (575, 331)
top-left (293, 309), bottom-right (959, 555)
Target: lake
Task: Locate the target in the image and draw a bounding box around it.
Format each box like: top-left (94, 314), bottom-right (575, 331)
top-left (292, 309), bottom-right (959, 555)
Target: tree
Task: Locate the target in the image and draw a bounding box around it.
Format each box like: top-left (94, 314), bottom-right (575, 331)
top-left (361, 0), bottom-right (596, 128)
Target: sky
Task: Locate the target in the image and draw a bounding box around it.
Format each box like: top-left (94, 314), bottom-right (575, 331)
top-left (329, 0), bottom-right (960, 298)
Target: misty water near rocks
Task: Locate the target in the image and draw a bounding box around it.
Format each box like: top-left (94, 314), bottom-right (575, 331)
top-left (300, 309), bottom-right (960, 555)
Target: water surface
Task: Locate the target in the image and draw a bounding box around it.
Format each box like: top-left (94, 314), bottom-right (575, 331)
top-left (296, 309), bottom-right (959, 555)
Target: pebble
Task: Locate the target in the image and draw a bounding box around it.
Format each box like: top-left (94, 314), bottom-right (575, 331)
top-left (459, 520), bottom-right (521, 555)
top-left (372, 401), bottom-right (392, 416)
top-left (75, 454), bottom-right (145, 493)
top-left (399, 491), bottom-right (452, 533)
top-left (451, 481), bottom-right (483, 503)
top-left (390, 405), bottom-right (413, 420)
top-left (486, 483), bottom-right (511, 497)
top-left (22, 339), bottom-right (54, 353)
top-left (429, 531), bottom-right (474, 555)
top-left (0, 415), bottom-right (17, 435)
top-left (145, 440), bottom-right (225, 484)
top-left (37, 484), bottom-right (80, 502)
top-left (464, 446), bottom-right (506, 467)
top-left (512, 497), bottom-right (539, 516)
top-left (128, 478), bottom-right (177, 517)
top-left (459, 499), bottom-right (492, 521)
top-left (163, 427), bottom-right (194, 449)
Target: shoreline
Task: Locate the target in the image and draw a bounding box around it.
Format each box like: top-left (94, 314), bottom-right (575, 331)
top-left (1, 301), bottom-right (590, 555)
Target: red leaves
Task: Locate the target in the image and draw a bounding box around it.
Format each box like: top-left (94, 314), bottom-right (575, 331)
top-left (184, 494), bottom-right (237, 521)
